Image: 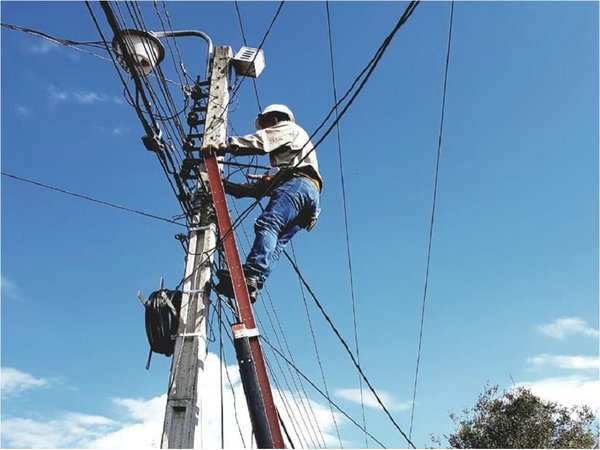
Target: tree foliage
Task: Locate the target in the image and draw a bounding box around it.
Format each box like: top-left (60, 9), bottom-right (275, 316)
top-left (445, 385), bottom-right (597, 449)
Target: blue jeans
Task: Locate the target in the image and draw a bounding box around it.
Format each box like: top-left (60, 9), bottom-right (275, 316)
top-left (244, 176), bottom-right (320, 287)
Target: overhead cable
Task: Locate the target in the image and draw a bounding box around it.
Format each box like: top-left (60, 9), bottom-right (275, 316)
top-left (262, 335), bottom-right (388, 449)
top-left (324, 2), bottom-right (367, 446)
top-left (409, 0), bottom-right (455, 440)
top-left (233, 0), bottom-right (262, 111)
top-left (2, 172), bottom-right (184, 226)
top-left (282, 250), bottom-right (417, 449)
top-left (223, 1), bottom-right (421, 238)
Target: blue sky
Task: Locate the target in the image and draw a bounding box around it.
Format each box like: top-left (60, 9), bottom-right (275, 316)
top-left (1, 1), bottom-right (598, 448)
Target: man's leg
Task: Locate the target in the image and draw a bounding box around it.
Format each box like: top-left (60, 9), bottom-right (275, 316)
top-left (244, 182), bottom-right (302, 286)
top-left (262, 223), bottom-right (302, 282)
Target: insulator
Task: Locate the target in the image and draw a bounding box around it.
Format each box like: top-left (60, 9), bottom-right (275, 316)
top-left (187, 112), bottom-right (199, 127)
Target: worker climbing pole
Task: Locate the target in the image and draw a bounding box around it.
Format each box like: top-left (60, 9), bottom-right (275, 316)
top-left (162, 41), bottom-right (284, 448)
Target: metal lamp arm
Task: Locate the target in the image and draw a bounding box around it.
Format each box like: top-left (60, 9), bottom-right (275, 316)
top-left (152, 30), bottom-right (214, 77)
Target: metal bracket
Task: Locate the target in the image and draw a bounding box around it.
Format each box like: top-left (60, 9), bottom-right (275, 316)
top-left (172, 332), bottom-right (204, 339)
top-left (231, 323), bottom-right (260, 340)
top-left (142, 134), bottom-right (165, 152)
top-left (189, 223), bottom-right (216, 233)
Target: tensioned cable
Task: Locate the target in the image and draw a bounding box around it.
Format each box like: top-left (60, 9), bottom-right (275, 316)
top-left (122, 2), bottom-right (187, 142)
top-left (289, 242), bottom-right (343, 448)
top-left (2, 172), bottom-right (185, 226)
top-left (1, 21), bottom-right (182, 85)
top-left (218, 292), bottom-right (225, 449)
top-left (409, 0), bottom-right (455, 440)
top-left (187, 5), bottom-right (421, 443)
top-left (160, 0), bottom-right (193, 84)
top-left (264, 352), bottom-right (313, 447)
top-left (220, 1), bottom-right (420, 240)
top-left (233, 0), bottom-right (262, 111)
top-left (324, 2), bottom-right (367, 446)
top-left (281, 250), bottom-right (416, 449)
top-left (91, 0), bottom-right (193, 215)
top-left (223, 0), bottom-right (285, 109)
top-left (262, 335), bottom-right (388, 449)
top-left (228, 201), bottom-right (324, 448)
top-left (0, 21), bottom-right (105, 48)
top-left (152, 0), bottom-right (187, 89)
top-left (226, 3), bottom-right (335, 445)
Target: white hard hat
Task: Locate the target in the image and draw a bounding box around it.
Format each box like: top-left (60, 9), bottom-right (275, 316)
top-left (255, 104), bottom-right (295, 129)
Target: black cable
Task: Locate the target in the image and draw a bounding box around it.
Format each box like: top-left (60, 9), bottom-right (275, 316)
top-left (226, 1), bottom-right (285, 108)
top-left (409, 0), bottom-right (455, 441)
top-left (233, 1), bottom-right (262, 111)
top-left (152, 0), bottom-right (187, 88)
top-left (263, 350), bottom-right (313, 447)
top-left (325, 3), bottom-right (367, 447)
top-left (91, 0), bottom-right (193, 216)
top-left (261, 335), bottom-right (388, 449)
top-left (228, 199), bottom-right (327, 448)
top-left (221, 1), bottom-right (421, 239)
top-left (276, 408), bottom-right (296, 449)
top-left (1, 22), bottom-right (105, 47)
top-left (218, 289), bottom-right (225, 449)
top-left (282, 249), bottom-right (417, 449)
top-left (290, 242), bottom-right (344, 449)
top-left (2, 172), bottom-right (185, 226)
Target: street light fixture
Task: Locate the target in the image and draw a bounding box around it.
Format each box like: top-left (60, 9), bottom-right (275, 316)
top-left (112, 28), bottom-right (214, 77)
top-left (112, 28), bottom-right (264, 79)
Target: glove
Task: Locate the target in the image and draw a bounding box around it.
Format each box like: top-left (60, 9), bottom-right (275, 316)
top-left (223, 180), bottom-right (267, 199)
top-left (201, 143), bottom-right (229, 157)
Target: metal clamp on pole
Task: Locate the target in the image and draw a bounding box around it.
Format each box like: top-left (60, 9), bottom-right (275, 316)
top-left (189, 223), bottom-right (217, 233)
top-left (232, 323), bottom-right (260, 340)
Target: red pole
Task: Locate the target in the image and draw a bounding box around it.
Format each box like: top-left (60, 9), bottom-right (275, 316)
top-left (204, 151), bottom-right (285, 448)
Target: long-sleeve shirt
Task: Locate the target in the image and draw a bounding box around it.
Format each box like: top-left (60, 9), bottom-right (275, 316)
top-left (228, 121), bottom-right (323, 191)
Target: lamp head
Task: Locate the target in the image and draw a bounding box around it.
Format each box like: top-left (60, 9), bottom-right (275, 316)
top-left (112, 29), bottom-right (165, 76)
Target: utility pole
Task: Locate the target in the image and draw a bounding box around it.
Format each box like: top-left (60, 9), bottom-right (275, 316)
top-left (161, 45), bottom-right (283, 448)
top-left (160, 45), bottom-right (231, 449)
top-left (107, 13), bottom-right (281, 445)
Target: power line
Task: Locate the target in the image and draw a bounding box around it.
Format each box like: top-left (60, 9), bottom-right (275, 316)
top-left (2, 172), bottom-right (185, 226)
top-left (88, 0), bottom-right (194, 216)
top-left (233, 0), bottom-right (262, 111)
top-left (281, 250), bottom-right (417, 449)
top-left (290, 242), bottom-right (344, 448)
top-left (1, 21), bottom-right (112, 61)
top-left (261, 335), bottom-right (389, 449)
top-left (409, 0), bottom-right (456, 440)
top-left (222, 1), bottom-right (421, 239)
top-left (1, 22), bottom-right (104, 47)
top-left (324, 2), bottom-right (367, 447)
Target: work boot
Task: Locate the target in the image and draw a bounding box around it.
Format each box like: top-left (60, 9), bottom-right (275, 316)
top-left (246, 276), bottom-right (259, 304)
top-left (215, 269), bottom-right (235, 298)
top-left (215, 269), bottom-right (260, 303)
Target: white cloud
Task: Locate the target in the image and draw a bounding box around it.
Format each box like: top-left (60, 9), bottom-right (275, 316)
top-left (517, 375), bottom-right (600, 411)
top-left (48, 85), bottom-right (123, 106)
top-left (16, 106), bottom-right (32, 116)
top-left (28, 40), bottom-right (60, 54)
top-left (537, 317), bottom-right (599, 340)
top-left (1, 276), bottom-right (22, 301)
top-left (336, 387), bottom-right (411, 412)
top-left (1, 367), bottom-right (49, 398)
top-left (528, 354), bottom-right (600, 371)
top-left (27, 40), bottom-right (80, 61)
top-left (1, 354), bottom-right (343, 449)
top-left (1, 414), bottom-right (117, 448)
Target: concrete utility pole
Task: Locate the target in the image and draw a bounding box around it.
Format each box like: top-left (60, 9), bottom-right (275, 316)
top-left (107, 12), bottom-right (279, 444)
top-left (161, 45), bottom-right (232, 449)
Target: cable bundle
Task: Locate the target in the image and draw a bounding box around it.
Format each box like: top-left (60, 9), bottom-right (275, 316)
top-left (144, 289), bottom-right (182, 358)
